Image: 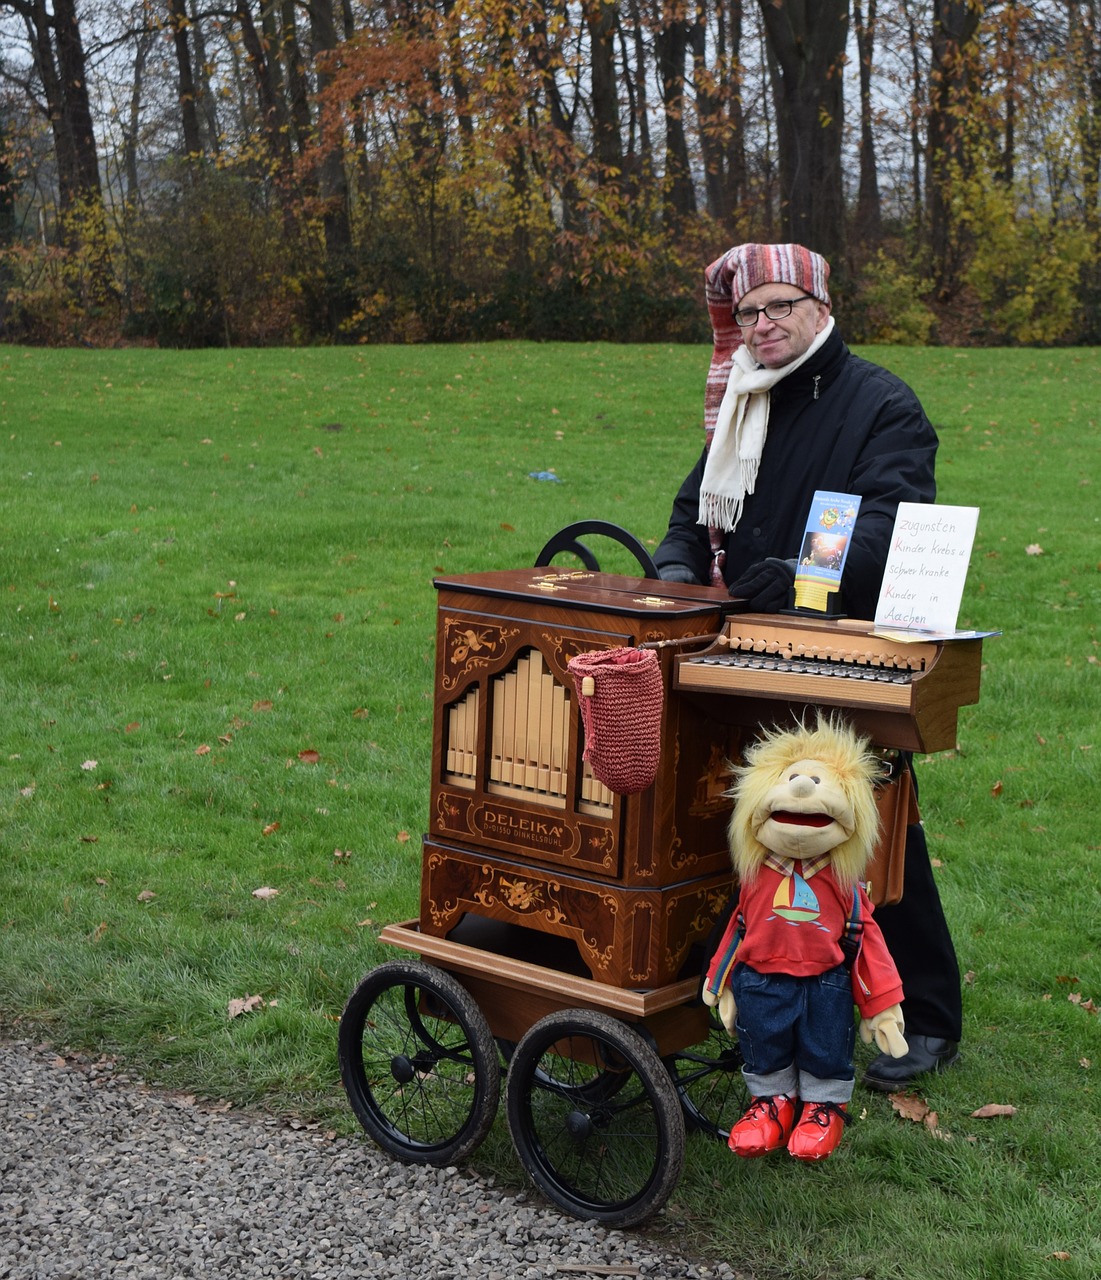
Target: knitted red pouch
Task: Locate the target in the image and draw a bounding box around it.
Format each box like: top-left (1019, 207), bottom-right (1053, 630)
top-left (567, 647), bottom-right (664, 794)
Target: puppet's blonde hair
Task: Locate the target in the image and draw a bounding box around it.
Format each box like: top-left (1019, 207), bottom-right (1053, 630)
top-left (728, 715), bottom-right (882, 890)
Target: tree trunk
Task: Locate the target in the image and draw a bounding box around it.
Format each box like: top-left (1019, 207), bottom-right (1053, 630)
top-left (999, 0), bottom-right (1019, 185)
top-left (121, 31), bottom-right (154, 202)
top-left (189, 1), bottom-right (221, 155)
top-left (529, 0), bottom-right (582, 233)
top-left (279, 0), bottom-right (313, 155)
top-left (234, 0), bottom-right (294, 177)
top-left (655, 0), bottom-right (697, 226)
top-left (757, 0), bottom-right (848, 262)
top-left (52, 0), bottom-right (101, 202)
top-left (853, 0), bottom-right (882, 244)
top-left (625, 0), bottom-right (653, 173)
top-left (167, 0), bottom-right (203, 163)
top-left (904, 1), bottom-right (924, 233)
top-left (586, 0), bottom-right (624, 176)
top-left (691, 0), bottom-right (746, 226)
top-left (926, 0), bottom-right (984, 294)
top-left (310, 0), bottom-right (355, 334)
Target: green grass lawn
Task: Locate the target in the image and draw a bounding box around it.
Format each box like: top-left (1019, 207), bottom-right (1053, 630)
top-left (1, 342), bottom-right (1098, 1280)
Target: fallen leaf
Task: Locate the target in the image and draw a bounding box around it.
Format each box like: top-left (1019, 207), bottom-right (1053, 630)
top-left (227, 994), bottom-right (266, 1019)
top-left (253, 700), bottom-right (273, 712)
top-left (298, 748), bottom-right (321, 764)
top-left (261, 822), bottom-right (280, 837)
top-left (990, 779), bottom-right (1003, 797)
top-left (971, 1103), bottom-right (1017, 1118)
top-left (889, 1091), bottom-right (932, 1124)
top-left (195, 744), bottom-right (211, 756)
top-left (1025, 543), bottom-right (1043, 555)
top-left (396, 830), bottom-right (410, 844)
top-left (137, 889), bottom-right (156, 902)
top-left (1048, 1252), bottom-right (1071, 1261)
top-left (80, 835), bottom-right (98, 844)
top-left (81, 760), bottom-right (98, 771)
top-left (125, 722), bottom-right (140, 733)
top-left (352, 707), bottom-right (369, 719)
top-left (252, 886), bottom-right (279, 899)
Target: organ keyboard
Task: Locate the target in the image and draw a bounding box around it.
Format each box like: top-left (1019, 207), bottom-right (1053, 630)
top-left (675, 613), bottom-right (984, 754)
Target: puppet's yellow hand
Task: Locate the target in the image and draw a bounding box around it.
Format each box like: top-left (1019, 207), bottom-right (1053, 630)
top-left (717, 988), bottom-right (738, 1037)
top-left (859, 1004), bottom-right (908, 1058)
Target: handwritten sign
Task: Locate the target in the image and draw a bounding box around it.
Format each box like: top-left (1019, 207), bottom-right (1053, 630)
top-left (874, 502), bottom-right (979, 634)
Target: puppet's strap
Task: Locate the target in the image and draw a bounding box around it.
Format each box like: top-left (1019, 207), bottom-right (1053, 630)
top-left (703, 906), bottom-right (745, 1001)
top-left (838, 888), bottom-right (863, 971)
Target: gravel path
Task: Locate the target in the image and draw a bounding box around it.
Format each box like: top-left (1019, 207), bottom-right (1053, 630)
top-left (0, 1039), bottom-right (742, 1280)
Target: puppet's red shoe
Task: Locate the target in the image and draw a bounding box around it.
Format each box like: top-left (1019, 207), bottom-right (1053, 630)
top-left (786, 1101), bottom-right (851, 1162)
top-left (727, 1095), bottom-right (798, 1158)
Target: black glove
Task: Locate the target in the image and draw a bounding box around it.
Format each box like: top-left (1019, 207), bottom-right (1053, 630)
top-left (728, 557), bottom-right (796, 611)
top-left (657, 563), bottom-right (701, 585)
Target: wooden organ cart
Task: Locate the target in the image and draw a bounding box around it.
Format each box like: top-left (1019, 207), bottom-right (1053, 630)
top-left (338, 529), bottom-right (986, 1227)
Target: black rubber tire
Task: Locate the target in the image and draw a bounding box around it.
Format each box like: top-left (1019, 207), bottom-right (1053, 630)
top-left (338, 959), bottom-right (500, 1166)
top-left (504, 1009), bottom-right (686, 1227)
top-left (664, 1012), bottom-right (748, 1140)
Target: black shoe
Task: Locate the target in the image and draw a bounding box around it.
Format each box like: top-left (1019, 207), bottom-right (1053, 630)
top-left (862, 1035), bottom-right (960, 1091)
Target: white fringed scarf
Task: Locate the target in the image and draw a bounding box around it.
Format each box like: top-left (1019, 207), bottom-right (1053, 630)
top-left (698, 317), bottom-right (835, 533)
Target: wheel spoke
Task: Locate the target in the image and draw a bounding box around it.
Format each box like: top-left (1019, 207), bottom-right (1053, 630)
top-left (665, 1016), bottom-right (748, 1139)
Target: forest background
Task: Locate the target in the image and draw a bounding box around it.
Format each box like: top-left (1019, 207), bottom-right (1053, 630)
top-left (1, 0), bottom-right (1100, 349)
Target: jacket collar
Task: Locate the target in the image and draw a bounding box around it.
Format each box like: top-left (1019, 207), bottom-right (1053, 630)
top-left (769, 324), bottom-right (847, 400)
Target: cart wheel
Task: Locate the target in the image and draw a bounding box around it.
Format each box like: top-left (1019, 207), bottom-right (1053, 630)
top-left (338, 959), bottom-right (500, 1166)
top-left (664, 1013), bottom-right (748, 1140)
top-left (505, 1009), bottom-right (686, 1228)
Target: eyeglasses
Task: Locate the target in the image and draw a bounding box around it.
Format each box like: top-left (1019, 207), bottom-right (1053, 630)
top-left (733, 295), bottom-right (816, 327)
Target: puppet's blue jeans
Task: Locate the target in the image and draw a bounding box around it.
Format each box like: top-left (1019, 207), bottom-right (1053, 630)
top-left (730, 962), bottom-right (856, 1104)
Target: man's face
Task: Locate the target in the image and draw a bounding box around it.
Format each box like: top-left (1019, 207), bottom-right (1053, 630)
top-left (737, 283), bottom-right (831, 369)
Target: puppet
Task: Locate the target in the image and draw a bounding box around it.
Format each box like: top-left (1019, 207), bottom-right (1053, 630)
top-left (703, 716), bottom-right (908, 1161)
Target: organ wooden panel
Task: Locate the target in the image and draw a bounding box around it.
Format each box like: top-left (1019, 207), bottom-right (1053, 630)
top-left (423, 569), bottom-right (741, 988)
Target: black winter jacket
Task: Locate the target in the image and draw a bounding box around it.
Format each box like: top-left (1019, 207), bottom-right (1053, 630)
top-left (653, 327), bottom-right (938, 620)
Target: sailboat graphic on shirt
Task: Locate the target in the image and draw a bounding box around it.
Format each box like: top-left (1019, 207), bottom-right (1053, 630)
top-left (773, 871), bottom-right (821, 923)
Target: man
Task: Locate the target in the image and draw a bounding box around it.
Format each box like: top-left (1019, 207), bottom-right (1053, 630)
top-left (655, 243), bottom-right (961, 1089)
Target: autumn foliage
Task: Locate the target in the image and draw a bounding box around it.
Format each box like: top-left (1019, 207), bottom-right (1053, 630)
top-left (3, 1), bottom-right (1101, 346)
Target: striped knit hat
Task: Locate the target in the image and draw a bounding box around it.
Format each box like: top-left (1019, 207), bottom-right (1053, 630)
top-left (723, 242), bottom-right (831, 311)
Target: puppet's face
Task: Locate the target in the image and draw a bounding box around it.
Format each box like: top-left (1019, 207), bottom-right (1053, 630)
top-left (752, 756), bottom-right (856, 860)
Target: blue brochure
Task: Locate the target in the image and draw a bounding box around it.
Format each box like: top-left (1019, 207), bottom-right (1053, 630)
top-left (792, 491), bottom-right (862, 612)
